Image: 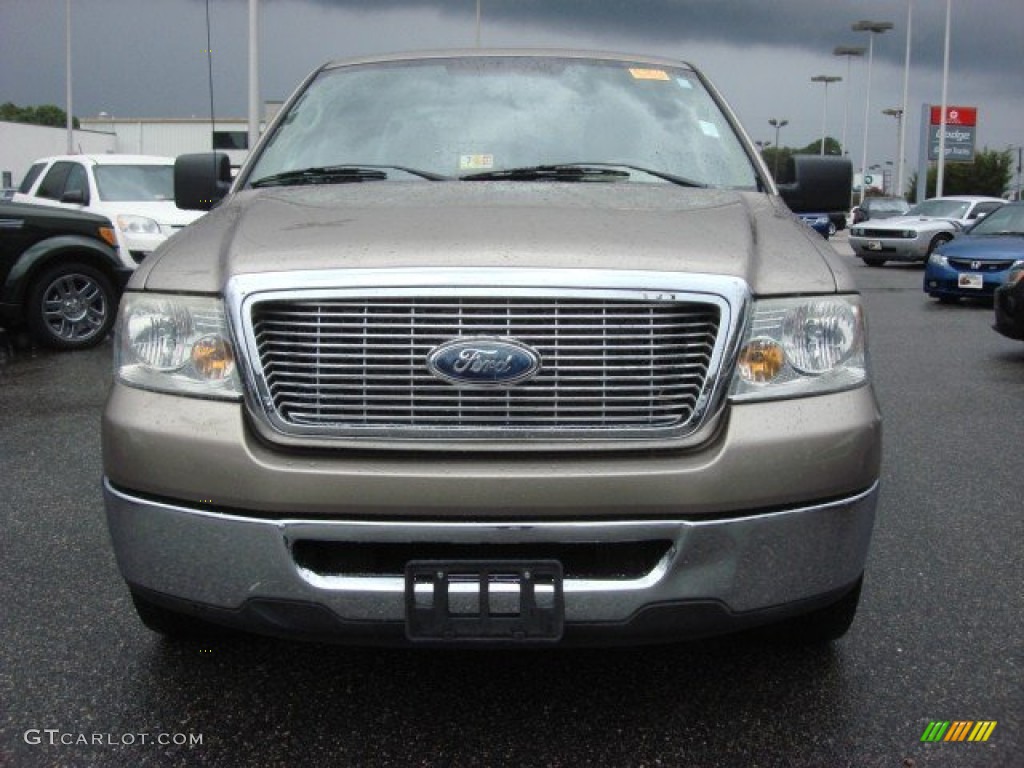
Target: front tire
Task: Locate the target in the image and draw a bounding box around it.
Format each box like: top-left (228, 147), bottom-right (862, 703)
top-left (26, 262), bottom-right (116, 349)
top-left (926, 233), bottom-right (953, 259)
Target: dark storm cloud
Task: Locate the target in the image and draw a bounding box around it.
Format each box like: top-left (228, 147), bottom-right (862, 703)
top-left (297, 0), bottom-right (1024, 76)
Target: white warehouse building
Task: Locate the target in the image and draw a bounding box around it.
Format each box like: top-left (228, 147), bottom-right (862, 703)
top-left (2, 106), bottom-right (280, 190)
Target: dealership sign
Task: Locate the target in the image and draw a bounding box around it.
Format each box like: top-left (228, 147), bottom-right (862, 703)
top-left (928, 105), bottom-right (977, 162)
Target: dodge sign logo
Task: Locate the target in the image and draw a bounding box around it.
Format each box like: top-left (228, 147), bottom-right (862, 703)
top-left (427, 337), bottom-right (542, 387)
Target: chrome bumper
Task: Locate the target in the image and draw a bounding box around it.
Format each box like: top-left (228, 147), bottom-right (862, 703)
top-left (105, 480), bottom-right (878, 638)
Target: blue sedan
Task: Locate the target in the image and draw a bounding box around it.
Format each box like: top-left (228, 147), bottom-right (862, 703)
top-left (924, 202), bottom-right (1024, 302)
top-left (797, 212), bottom-right (831, 239)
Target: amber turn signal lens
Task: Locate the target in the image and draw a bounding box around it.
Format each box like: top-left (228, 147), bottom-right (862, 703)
top-left (737, 338), bottom-right (785, 383)
top-left (98, 227), bottom-right (118, 247)
top-left (191, 335), bottom-right (234, 380)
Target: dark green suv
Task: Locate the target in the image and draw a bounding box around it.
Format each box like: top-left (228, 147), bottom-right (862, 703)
top-left (0, 201), bottom-right (132, 349)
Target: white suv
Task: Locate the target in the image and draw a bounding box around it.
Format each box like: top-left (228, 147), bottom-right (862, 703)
top-left (14, 154), bottom-right (204, 267)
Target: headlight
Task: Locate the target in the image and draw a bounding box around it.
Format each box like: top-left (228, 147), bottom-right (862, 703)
top-left (116, 214), bottom-right (161, 235)
top-left (929, 253), bottom-right (949, 267)
top-left (115, 294), bottom-right (241, 399)
top-left (901, 229), bottom-right (918, 239)
top-left (730, 296), bottom-right (867, 401)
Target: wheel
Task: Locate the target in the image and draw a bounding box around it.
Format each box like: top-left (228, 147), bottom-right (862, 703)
top-left (926, 233), bottom-right (953, 258)
top-left (756, 576), bottom-right (863, 644)
top-left (26, 261), bottom-right (116, 349)
top-left (130, 589), bottom-right (232, 639)
top-left (863, 257), bottom-right (886, 268)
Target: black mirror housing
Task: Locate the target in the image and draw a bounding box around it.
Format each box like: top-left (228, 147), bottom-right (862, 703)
top-left (778, 156), bottom-right (852, 215)
top-left (175, 152), bottom-right (232, 211)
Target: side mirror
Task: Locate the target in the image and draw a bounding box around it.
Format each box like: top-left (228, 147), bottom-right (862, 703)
top-left (175, 152), bottom-right (232, 211)
top-left (777, 156), bottom-right (853, 215)
top-left (61, 189), bottom-right (88, 205)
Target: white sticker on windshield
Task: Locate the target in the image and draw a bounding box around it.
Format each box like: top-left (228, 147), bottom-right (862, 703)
top-left (459, 154), bottom-right (494, 170)
top-left (699, 121), bottom-right (720, 138)
top-left (675, 77), bottom-right (693, 90)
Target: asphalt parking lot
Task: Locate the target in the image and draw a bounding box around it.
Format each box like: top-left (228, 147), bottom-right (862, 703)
top-left (1, 236), bottom-right (1021, 767)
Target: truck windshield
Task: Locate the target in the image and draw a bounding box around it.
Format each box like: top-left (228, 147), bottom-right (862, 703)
top-left (247, 56), bottom-right (759, 190)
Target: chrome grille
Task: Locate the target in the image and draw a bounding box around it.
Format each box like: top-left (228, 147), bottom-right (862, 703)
top-left (249, 296), bottom-right (721, 438)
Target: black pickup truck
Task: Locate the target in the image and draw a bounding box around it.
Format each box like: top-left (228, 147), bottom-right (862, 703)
top-left (0, 201), bottom-right (132, 349)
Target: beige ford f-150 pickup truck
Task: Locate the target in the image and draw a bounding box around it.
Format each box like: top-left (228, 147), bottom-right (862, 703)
top-left (103, 50), bottom-right (880, 646)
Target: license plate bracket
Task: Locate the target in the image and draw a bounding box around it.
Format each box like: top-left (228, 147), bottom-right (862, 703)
top-left (405, 560), bottom-right (564, 643)
top-left (867, 240), bottom-right (883, 251)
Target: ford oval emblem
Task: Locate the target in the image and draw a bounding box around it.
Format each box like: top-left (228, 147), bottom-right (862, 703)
top-left (427, 337), bottom-right (542, 388)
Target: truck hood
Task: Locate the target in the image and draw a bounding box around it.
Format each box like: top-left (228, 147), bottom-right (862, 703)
top-left (136, 183), bottom-right (845, 295)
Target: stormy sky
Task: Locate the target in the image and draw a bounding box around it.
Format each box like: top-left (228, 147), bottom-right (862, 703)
top-left (2, 0), bottom-right (1022, 175)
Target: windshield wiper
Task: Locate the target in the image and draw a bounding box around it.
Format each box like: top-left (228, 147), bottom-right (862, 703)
top-left (460, 162), bottom-right (708, 188)
top-left (250, 164), bottom-right (448, 188)
top-left (568, 162), bottom-right (710, 188)
top-left (460, 164), bottom-right (630, 182)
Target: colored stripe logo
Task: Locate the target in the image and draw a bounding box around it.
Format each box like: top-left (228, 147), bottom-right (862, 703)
top-left (921, 721), bottom-right (997, 742)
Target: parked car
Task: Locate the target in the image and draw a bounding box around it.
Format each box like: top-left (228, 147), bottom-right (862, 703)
top-left (13, 154), bottom-right (204, 264)
top-left (797, 212), bottom-right (832, 239)
top-left (0, 201), bottom-right (132, 348)
top-left (993, 267), bottom-right (1024, 340)
top-left (104, 50), bottom-right (879, 647)
top-left (828, 212), bottom-right (846, 235)
top-left (849, 195), bottom-right (1005, 267)
top-left (851, 196), bottom-right (910, 224)
top-left (924, 202), bottom-right (1024, 302)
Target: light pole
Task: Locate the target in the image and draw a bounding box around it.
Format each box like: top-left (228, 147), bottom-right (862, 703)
top-left (897, 0), bottom-right (913, 200)
top-left (853, 20), bottom-right (894, 204)
top-left (475, 0), bottom-right (481, 47)
top-left (833, 46), bottom-right (865, 157)
top-left (248, 0), bottom-right (260, 154)
top-left (811, 75), bottom-right (841, 155)
top-left (768, 119), bottom-right (788, 180)
top-left (882, 108), bottom-right (904, 195)
top-left (65, 0), bottom-right (73, 153)
top-left (936, 0), bottom-right (952, 197)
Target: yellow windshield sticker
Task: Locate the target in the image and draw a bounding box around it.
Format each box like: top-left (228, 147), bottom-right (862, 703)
top-left (459, 154), bottom-right (494, 170)
top-left (628, 68), bottom-right (670, 81)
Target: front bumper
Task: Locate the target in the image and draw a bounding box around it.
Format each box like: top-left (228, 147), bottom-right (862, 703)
top-left (924, 264), bottom-right (1008, 299)
top-left (105, 480), bottom-right (878, 644)
top-left (849, 235), bottom-right (928, 261)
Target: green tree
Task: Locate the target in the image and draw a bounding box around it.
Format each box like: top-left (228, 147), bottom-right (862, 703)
top-left (797, 137), bottom-right (842, 156)
top-left (907, 148), bottom-right (1012, 199)
top-left (0, 102), bottom-right (79, 129)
